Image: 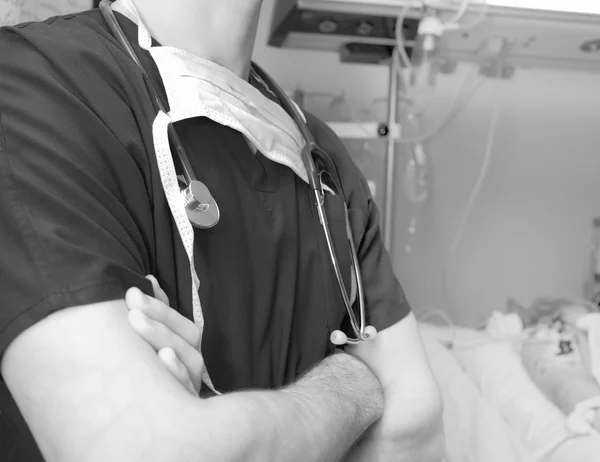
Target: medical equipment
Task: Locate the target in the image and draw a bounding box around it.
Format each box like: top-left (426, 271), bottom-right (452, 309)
top-left (269, 0), bottom-right (600, 257)
top-left (268, 0), bottom-right (600, 72)
top-left (584, 218), bottom-right (600, 307)
top-left (407, 8), bottom-right (444, 90)
top-left (98, 0), bottom-right (376, 345)
top-left (591, 218), bottom-right (600, 282)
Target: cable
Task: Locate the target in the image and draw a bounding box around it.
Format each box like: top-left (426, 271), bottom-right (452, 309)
top-left (444, 0), bottom-right (471, 27)
top-left (418, 307), bottom-right (504, 352)
top-left (396, 0), bottom-right (489, 78)
top-left (399, 65), bottom-right (484, 144)
top-left (419, 307), bottom-right (456, 326)
top-left (446, 90), bottom-right (501, 255)
top-left (418, 307), bottom-right (500, 350)
top-left (418, 307), bottom-right (458, 347)
top-left (393, 0), bottom-right (489, 127)
top-left (457, 0), bottom-right (489, 30)
top-left (444, 0), bottom-right (489, 31)
top-left (395, 10), bottom-right (491, 145)
top-left (441, 82), bottom-right (504, 318)
top-left (395, 5), bottom-right (414, 85)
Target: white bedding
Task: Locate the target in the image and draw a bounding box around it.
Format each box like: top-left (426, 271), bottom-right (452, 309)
top-left (420, 323), bottom-right (600, 462)
top-left (420, 328), bottom-right (528, 462)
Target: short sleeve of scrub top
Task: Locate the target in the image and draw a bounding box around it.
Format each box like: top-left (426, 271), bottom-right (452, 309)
top-left (0, 17), bottom-right (157, 355)
top-left (0, 15), bottom-right (160, 461)
top-left (0, 9), bottom-right (411, 462)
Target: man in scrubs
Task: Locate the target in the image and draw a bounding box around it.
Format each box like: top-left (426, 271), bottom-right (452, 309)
top-left (0, 0), bottom-right (444, 461)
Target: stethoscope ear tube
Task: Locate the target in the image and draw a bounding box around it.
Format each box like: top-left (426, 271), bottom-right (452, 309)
top-left (100, 1), bottom-right (197, 185)
top-left (251, 63), bottom-right (316, 145)
top-left (301, 143), bottom-right (321, 191)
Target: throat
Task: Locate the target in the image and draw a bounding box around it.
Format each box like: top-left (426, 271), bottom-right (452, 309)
top-left (113, 0), bottom-right (264, 78)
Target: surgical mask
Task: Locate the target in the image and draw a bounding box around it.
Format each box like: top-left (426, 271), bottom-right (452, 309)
top-left (112, 0), bottom-right (308, 183)
top-left (111, 0), bottom-right (309, 394)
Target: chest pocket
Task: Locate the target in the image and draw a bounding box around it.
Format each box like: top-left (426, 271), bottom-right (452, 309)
top-left (319, 194), bottom-right (368, 336)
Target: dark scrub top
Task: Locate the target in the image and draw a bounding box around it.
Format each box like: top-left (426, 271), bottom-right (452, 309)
top-left (0, 8), bottom-right (411, 462)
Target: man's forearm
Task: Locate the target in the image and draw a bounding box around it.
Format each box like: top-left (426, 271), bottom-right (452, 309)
top-left (200, 352), bottom-right (384, 462)
top-left (98, 352), bottom-right (384, 462)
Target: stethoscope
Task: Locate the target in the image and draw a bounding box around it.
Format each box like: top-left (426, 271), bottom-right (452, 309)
top-left (99, 0), bottom-right (376, 345)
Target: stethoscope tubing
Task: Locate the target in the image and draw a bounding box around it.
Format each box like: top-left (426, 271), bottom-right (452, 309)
top-left (99, 0), bottom-right (196, 186)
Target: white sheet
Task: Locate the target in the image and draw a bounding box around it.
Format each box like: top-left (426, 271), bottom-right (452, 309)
top-left (420, 323), bottom-right (600, 462)
top-left (420, 325), bottom-right (528, 462)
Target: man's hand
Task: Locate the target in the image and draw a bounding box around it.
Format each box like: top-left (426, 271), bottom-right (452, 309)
top-left (125, 276), bottom-right (204, 396)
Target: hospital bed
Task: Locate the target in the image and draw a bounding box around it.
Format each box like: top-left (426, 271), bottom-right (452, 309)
top-left (419, 315), bottom-right (600, 462)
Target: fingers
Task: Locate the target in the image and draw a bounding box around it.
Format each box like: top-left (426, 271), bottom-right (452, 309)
top-left (125, 287), bottom-right (201, 349)
top-left (145, 275), bottom-right (170, 306)
top-left (158, 347), bottom-right (198, 397)
top-left (126, 279), bottom-right (204, 395)
top-left (128, 309), bottom-right (205, 393)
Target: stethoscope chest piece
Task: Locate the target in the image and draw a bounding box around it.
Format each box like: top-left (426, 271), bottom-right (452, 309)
top-left (181, 180), bottom-right (220, 229)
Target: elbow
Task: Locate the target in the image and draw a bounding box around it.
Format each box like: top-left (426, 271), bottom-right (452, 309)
top-left (389, 380), bottom-right (446, 462)
top-left (407, 387), bottom-right (445, 462)
top-left (418, 402), bottom-right (446, 462)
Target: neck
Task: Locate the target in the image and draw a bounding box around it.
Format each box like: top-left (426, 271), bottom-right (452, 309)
top-left (122, 0), bottom-right (263, 78)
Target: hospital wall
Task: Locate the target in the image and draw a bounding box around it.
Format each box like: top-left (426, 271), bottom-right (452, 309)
top-left (254, 0), bottom-right (600, 326)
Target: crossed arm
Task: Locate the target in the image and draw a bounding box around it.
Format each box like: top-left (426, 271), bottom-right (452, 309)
top-left (130, 281), bottom-right (445, 461)
top-left (1, 285), bottom-right (444, 462)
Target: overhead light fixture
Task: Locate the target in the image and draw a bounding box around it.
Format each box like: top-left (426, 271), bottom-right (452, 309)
top-left (486, 0), bottom-right (600, 15)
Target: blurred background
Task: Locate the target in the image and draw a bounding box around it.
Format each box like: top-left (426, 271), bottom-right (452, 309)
top-left (254, 0), bottom-right (600, 326)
